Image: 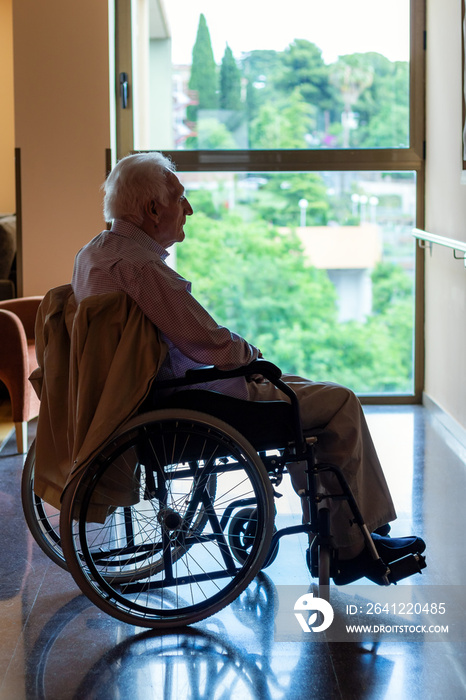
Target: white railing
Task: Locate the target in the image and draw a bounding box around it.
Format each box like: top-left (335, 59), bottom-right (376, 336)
top-left (413, 228), bottom-right (466, 267)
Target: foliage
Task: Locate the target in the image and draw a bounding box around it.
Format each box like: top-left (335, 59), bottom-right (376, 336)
top-left (178, 16), bottom-right (414, 393)
top-left (249, 89), bottom-right (316, 149)
top-left (329, 54), bottom-right (374, 147)
top-left (242, 49), bottom-right (284, 122)
top-left (329, 55), bottom-right (374, 111)
top-left (256, 172), bottom-right (330, 226)
top-left (196, 118), bottom-right (237, 149)
top-left (177, 212), bottom-right (414, 394)
top-left (274, 39), bottom-right (335, 112)
top-left (178, 211), bottom-right (337, 338)
top-left (371, 260), bottom-right (413, 315)
top-left (184, 15), bottom-right (409, 151)
top-left (341, 53), bottom-right (409, 148)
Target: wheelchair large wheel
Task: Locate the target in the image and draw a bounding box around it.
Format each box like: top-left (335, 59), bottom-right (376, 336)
top-left (60, 409), bottom-right (275, 629)
top-left (21, 440), bottom-right (68, 571)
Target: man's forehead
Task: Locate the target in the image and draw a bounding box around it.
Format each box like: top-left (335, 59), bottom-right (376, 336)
top-left (166, 170), bottom-right (184, 195)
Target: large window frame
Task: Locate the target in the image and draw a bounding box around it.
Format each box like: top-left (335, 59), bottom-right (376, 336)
top-left (113, 0), bottom-right (426, 404)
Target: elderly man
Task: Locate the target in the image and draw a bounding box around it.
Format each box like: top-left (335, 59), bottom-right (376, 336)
top-left (72, 152), bottom-right (425, 584)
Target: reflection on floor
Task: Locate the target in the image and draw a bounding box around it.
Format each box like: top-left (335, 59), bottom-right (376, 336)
top-left (0, 405), bottom-right (465, 700)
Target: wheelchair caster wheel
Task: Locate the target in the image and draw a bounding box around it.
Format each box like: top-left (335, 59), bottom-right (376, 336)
top-left (228, 507), bottom-right (279, 568)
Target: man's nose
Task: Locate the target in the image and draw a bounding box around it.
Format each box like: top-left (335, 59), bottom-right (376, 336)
top-left (185, 199), bottom-right (193, 215)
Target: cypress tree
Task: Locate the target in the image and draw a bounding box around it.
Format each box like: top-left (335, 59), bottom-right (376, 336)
top-left (188, 13), bottom-right (218, 123)
top-left (220, 44), bottom-right (242, 111)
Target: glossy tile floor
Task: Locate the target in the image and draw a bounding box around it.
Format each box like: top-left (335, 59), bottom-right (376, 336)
top-left (0, 405), bottom-right (465, 700)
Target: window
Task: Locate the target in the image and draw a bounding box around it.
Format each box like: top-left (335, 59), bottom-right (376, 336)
top-left (176, 169), bottom-right (416, 395)
top-left (113, 0), bottom-right (425, 400)
top-left (128, 0), bottom-right (412, 153)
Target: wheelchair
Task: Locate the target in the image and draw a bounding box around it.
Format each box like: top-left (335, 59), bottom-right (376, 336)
top-left (22, 359), bottom-right (426, 629)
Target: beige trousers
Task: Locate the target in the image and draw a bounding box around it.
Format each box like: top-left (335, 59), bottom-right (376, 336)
top-left (247, 375), bottom-right (397, 550)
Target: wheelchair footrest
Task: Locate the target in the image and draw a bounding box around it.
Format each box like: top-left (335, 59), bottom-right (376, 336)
top-left (387, 552), bottom-right (427, 584)
top-left (308, 543), bottom-right (427, 586)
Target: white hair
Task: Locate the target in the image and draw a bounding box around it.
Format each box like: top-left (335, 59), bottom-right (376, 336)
top-left (102, 152), bottom-right (176, 225)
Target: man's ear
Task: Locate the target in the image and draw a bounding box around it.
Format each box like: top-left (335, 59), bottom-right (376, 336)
top-left (145, 200), bottom-right (159, 221)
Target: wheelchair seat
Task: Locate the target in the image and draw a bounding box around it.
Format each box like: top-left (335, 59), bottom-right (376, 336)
top-left (154, 390), bottom-right (296, 452)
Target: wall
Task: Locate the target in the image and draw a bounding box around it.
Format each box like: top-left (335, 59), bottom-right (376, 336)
top-left (424, 0), bottom-right (466, 429)
top-left (12, 0), bottom-right (111, 295)
top-left (0, 0), bottom-right (15, 214)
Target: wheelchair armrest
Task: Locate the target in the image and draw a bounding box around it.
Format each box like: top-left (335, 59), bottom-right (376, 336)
top-left (184, 359), bottom-right (282, 384)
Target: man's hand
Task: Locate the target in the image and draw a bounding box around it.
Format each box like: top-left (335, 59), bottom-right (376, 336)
top-left (246, 374), bottom-right (266, 384)
top-left (247, 349), bottom-right (265, 382)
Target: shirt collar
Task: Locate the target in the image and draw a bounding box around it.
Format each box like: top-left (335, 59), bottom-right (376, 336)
top-left (111, 219), bottom-right (169, 260)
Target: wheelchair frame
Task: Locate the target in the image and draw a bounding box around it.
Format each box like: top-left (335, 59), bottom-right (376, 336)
top-left (22, 359), bottom-right (423, 629)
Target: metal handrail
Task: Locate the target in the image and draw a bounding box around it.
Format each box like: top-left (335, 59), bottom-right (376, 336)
top-left (413, 228), bottom-right (466, 266)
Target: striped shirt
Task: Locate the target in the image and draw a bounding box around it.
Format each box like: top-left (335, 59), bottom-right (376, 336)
top-left (71, 219), bottom-right (260, 398)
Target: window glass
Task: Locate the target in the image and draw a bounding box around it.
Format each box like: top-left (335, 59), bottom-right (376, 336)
top-left (133, 0), bottom-right (410, 151)
top-left (176, 170), bottom-right (416, 395)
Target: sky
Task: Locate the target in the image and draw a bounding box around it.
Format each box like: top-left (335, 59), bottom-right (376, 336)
top-left (162, 0), bottom-right (410, 65)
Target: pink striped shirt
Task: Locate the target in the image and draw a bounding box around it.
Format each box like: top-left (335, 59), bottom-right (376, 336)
top-left (71, 219), bottom-right (259, 398)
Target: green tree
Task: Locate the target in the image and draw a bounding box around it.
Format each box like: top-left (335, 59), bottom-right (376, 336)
top-left (331, 53), bottom-right (409, 148)
top-left (371, 260), bottom-right (413, 315)
top-left (329, 55), bottom-right (374, 147)
top-left (356, 57), bottom-right (409, 148)
top-left (177, 210), bottom-right (414, 394)
top-left (275, 39), bottom-right (334, 111)
top-left (244, 42), bottom-right (337, 147)
top-left (242, 49), bottom-right (283, 122)
top-left (177, 212), bottom-right (337, 350)
top-left (254, 172), bottom-right (329, 226)
top-left (220, 44), bottom-right (242, 111)
top-left (187, 14), bottom-right (218, 126)
top-left (196, 118), bottom-right (237, 149)
top-left (243, 44), bottom-right (409, 150)
top-left (249, 88), bottom-right (315, 149)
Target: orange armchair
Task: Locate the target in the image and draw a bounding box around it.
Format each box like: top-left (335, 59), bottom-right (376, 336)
top-left (0, 297), bottom-right (42, 453)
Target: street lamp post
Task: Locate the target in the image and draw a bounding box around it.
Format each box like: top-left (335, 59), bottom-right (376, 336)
top-left (299, 198), bottom-right (309, 227)
top-left (369, 196), bottom-right (379, 224)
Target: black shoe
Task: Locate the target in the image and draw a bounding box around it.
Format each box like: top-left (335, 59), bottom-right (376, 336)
top-left (332, 534), bottom-right (426, 586)
top-left (371, 533), bottom-right (426, 562)
top-left (373, 523), bottom-right (391, 536)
